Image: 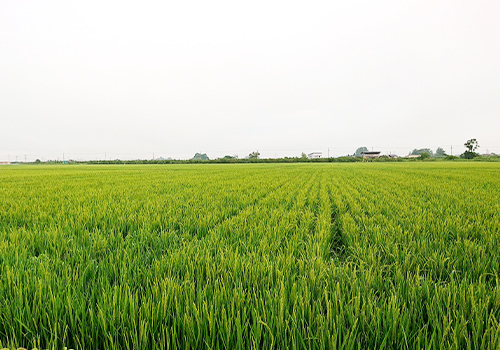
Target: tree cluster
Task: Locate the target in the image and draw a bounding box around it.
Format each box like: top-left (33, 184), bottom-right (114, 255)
top-left (462, 139), bottom-right (479, 159)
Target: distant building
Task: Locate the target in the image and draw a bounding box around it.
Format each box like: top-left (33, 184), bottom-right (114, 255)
top-left (406, 155), bottom-right (420, 159)
top-left (361, 151), bottom-right (381, 159)
top-left (388, 154), bottom-right (398, 159)
top-left (0, 162), bottom-right (11, 165)
top-left (308, 152), bottom-right (322, 159)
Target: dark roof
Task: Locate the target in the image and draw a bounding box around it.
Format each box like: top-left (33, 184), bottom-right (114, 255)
top-left (361, 151), bottom-right (381, 155)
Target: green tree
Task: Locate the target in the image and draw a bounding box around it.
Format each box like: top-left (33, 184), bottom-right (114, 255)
top-left (354, 147), bottom-right (368, 157)
top-left (192, 153), bottom-right (209, 160)
top-left (419, 152), bottom-right (430, 160)
top-left (248, 151), bottom-right (260, 159)
top-left (463, 139), bottom-right (479, 159)
top-left (464, 139), bottom-right (479, 152)
top-left (411, 148), bottom-right (434, 157)
top-left (301, 152), bottom-right (308, 160)
top-left (435, 147), bottom-right (447, 158)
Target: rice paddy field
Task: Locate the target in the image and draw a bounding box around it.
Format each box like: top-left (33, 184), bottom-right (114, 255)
top-left (0, 162), bottom-right (499, 349)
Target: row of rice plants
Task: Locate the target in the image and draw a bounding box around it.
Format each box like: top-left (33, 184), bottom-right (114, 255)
top-left (328, 163), bottom-right (500, 348)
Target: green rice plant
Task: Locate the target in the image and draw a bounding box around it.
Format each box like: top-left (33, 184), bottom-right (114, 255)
top-left (0, 163), bottom-right (499, 349)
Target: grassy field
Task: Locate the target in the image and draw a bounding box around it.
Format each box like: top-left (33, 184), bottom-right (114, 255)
top-left (0, 163), bottom-right (499, 349)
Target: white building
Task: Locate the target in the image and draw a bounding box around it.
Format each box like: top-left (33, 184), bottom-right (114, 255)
top-left (308, 152), bottom-right (322, 159)
top-left (361, 151), bottom-right (381, 159)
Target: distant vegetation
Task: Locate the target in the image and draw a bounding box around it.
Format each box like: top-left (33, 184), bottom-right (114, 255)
top-left (248, 151), bottom-right (260, 159)
top-left (462, 138), bottom-right (480, 159)
top-left (191, 153), bottom-right (209, 161)
top-left (12, 138), bottom-right (500, 165)
top-left (411, 148), bottom-right (434, 157)
top-left (354, 146), bottom-right (369, 157)
top-left (435, 147), bottom-right (447, 157)
top-left (24, 153), bottom-right (500, 165)
top-left (409, 147), bottom-right (446, 158)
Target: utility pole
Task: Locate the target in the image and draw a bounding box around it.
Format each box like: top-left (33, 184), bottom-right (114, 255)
top-left (153, 153), bottom-right (155, 160)
top-left (105, 152), bottom-right (107, 161)
top-left (451, 145), bottom-right (453, 156)
top-left (328, 148), bottom-right (330, 158)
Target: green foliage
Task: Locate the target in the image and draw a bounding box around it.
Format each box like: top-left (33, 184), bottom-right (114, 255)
top-left (336, 156), bottom-right (363, 163)
top-left (354, 147), bottom-right (368, 157)
top-left (411, 148), bottom-right (433, 157)
top-left (462, 138), bottom-right (480, 159)
top-left (435, 147), bottom-right (447, 158)
top-left (191, 152), bottom-right (209, 161)
top-left (464, 138), bottom-right (479, 152)
top-left (419, 152), bottom-right (431, 160)
top-left (0, 163), bottom-right (499, 349)
top-left (462, 151), bottom-right (477, 159)
top-left (478, 154), bottom-right (500, 161)
top-left (248, 151), bottom-right (260, 159)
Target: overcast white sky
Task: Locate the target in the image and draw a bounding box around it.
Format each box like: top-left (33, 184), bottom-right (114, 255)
top-left (1, 0), bottom-right (499, 160)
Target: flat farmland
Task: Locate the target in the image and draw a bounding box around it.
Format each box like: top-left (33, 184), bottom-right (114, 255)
top-left (0, 163), bottom-right (499, 349)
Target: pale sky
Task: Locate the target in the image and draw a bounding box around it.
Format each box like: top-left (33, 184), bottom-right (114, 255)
top-left (1, 0), bottom-right (499, 161)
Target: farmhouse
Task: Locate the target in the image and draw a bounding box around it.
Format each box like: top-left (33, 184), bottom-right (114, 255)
top-left (307, 152), bottom-right (322, 159)
top-left (361, 151), bottom-right (381, 159)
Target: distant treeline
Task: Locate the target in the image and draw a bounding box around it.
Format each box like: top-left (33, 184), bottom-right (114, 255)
top-left (30, 154), bottom-right (500, 165)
